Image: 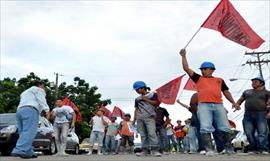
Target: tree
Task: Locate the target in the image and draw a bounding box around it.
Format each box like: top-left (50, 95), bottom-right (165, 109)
top-left (0, 73), bottom-right (111, 140)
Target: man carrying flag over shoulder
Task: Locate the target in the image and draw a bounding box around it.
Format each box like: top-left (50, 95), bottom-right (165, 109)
top-left (179, 48), bottom-right (240, 155)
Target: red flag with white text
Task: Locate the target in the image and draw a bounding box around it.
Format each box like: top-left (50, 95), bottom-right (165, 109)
top-left (62, 97), bottom-right (82, 123)
top-left (99, 105), bottom-right (112, 119)
top-left (183, 78), bottom-right (197, 91)
top-left (201, 0), bottom-right (264, 49)
top-left (112, 106), bottom-right (125, 119)
top-left (156, 74), bottom-right (185, 105)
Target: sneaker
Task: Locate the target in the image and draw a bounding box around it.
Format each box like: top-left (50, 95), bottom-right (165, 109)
top-left (199, 150), bottom-right (206, 155)
top-left (218, 149), bottom-right (226, 155)
top-left (152, 151), bottom-right (162, 157)
top-left (248, 151), bottom-right (256, 155)
top-left (205, 151), bottom-right (215, 156)
top-left (53, 153), bottom-right (61, 156)
top-left (260, 151), bottom-right (269, 155)
top-left (135, 151), bottom-right (148, 157)
top-left (188, 151), bottom-right (197, 154)
top-left (61, 153), bottom-right (69, 157)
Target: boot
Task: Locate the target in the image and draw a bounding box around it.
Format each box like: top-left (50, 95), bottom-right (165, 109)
top-left (222, 132), bottom-right (234, 154)
top-left (201, 133), bottom-right (214, 156)
top-left (119, 146), bottom-right (125, 154)
top-left (87, 146), bottom-right (93, 155)
top-left (129, 146), bottom-right (134, 154)
top-left (97, 146), bottom-right (103, 155)
top-left (61, 144), bottom-right (69, 156)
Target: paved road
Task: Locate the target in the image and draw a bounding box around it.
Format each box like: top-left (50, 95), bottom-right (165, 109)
top-left (0, 153), bottom-right (269, 161)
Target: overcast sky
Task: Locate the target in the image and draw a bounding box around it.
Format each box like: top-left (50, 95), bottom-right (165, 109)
top-left (1, 0), bottom-right (270, 130)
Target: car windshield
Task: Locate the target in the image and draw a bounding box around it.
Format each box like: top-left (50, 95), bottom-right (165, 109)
top-left (0, 113), bottom-right (17, 125)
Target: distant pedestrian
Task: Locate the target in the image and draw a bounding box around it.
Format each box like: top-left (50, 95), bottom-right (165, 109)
top-left (11, 80), bottom-right (50, 159)
top-left (155, 106), bottom-right (170, 154)
top-left (236, 77), bottom-right (270, 154)
top-left (179, 48), bottom-right (239, 156)
top-left (51, 99), bottom-right (76, 156)
top-left (166, 119), bottom-right (178, 153)
top-left (174, 120), bottom-right (185, 152)
top-left (177, 93), bottom-right (203, 153)
top-left (88, 109), bottom-right (110, 155)
top-left (132, 81), bottom-right (162, 157)
top-left (118, 114), bottom-right (134, 154)
top-left (104, 116), bottom-right (118, 155)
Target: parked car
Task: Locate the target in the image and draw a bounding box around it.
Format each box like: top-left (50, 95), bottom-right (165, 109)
top-left (79, 138), bottom-right (98, 154)
top-left (231, 131), bottom-right (249, 152)
top-left (32, 116), bottom-right (56, 155)
top-left (66, 129), bottom-right (80, 154)
top-left (0, 113), bottom-right (79, 155)
top-left (0, 113), bottom-right (19, 155)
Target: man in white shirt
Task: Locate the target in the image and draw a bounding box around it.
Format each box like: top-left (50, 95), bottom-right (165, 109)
top-left (11, 80), bottom-right (50, 159)
top-left (88, 109), bottom-right (110, 155)
top-left (51, 99), bottom-right (76, 156)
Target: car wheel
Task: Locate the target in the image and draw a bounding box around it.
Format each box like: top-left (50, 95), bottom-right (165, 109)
top-left (73, 144), bottom-right (79, 155)
top-left (1, 148), bottom-right (12, 156)
top-left (45, 139), bottom-right (56, 155)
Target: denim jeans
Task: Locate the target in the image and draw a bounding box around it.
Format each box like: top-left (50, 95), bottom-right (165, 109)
top-left (137, 118), bottom-right (159, 151)
top-left (156, 125), bottom-right (168, 152)
top-left (197, 103), bottom-right (230, 134)
top-left (12, 107), bottom-right (39, 157)
top-left (89, 131), bottom-right (105, 147)
top-left (176, 138), bottom-right (184, 152)
top-left (105, 135), bottom-right (116, 152)
top-left (243, 111), bottom-right (269, 152)
top-left (167, 134), bottom-right (177, 151)
top-left (195, 121), bottom-right (205, 151)
top-left (187, 126), bottom-right (198, 152)
top-left (53, 122), bottom-right (69, 154)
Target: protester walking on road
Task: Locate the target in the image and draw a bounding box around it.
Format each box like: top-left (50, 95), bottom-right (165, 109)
top-left (88, 109), bottom-right (110, 155)
top-left (155, 106), bottom-right (170, 154)
top-left (236, 77), bottom-right (270, 154)
top-left (11, 80), bottom-right (50, 159)
top-left (118, 114), bottom-right (135, 154)
top-left (179, 48), bottom-right (239, 156)
top-left (51, 99), bottom-right (76, 157)
top-left (166, 119), bottom-right (178, 153)
top-left (104, 116), bottom-right (118, 155)
top-left (132, 81), bottom-right (162, 157)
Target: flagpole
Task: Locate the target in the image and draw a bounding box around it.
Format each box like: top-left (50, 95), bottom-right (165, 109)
top-left (184, 27), bottom-right (202, 49)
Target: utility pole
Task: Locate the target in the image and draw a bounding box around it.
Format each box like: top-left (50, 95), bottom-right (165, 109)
top-left (245, 51), bottom-right (270, 78)
top-left (54, 72), bottom-right (64, 101)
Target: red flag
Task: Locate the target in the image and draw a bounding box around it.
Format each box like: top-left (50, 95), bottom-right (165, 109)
top-left (228, 119), bottom-right (236, 129)
top-left (201, 0), bottom-right (264, 49)
top-left (99, 105), bottom-right (112, 119)
top-left (183, 78), bottom-right (197, 91)
top-left (62, 97), bottom-right (82, 123)
top-left (156, 74), bottom-right (185, 105)
top-left (112, 106), bottom-right (125, 119)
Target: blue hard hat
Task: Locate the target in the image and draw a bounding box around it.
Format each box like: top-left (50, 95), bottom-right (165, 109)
top-left (251, 77), bottom-right (265, 85)
top-left (199, 61), bottom-right (216, 70)
top-left (133, 81), bottom-right (147, 90)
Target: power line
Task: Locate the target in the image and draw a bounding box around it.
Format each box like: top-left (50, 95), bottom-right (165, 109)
top-left (245, 51), bottom-right (270, 78)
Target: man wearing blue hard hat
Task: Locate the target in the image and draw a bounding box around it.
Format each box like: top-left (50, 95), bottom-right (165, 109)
top-left (236, 77), bottom-right (270, 154)
top-left (132, 81), bottom-right (162, 157)
top-left (179, 48), bottom-right (239, 155)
